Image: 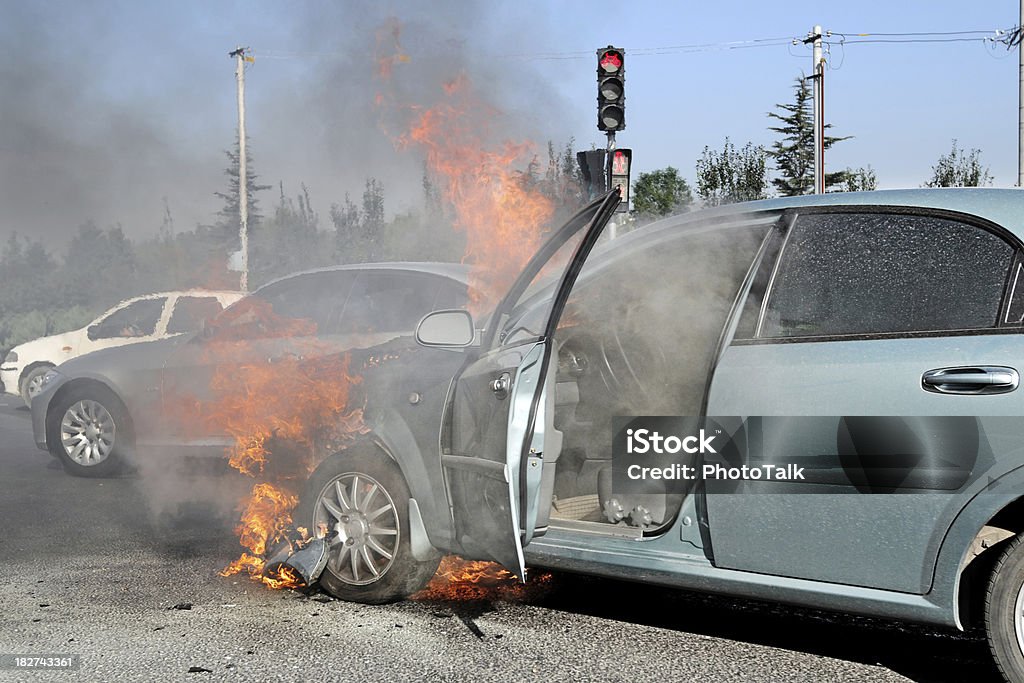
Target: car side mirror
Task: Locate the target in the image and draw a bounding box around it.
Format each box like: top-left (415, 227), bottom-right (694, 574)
top-left (415, 310), bottom-right (476, 348)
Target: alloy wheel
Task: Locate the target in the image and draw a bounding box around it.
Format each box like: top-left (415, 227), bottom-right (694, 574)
top-left (60, 399), bottom-right (116, 466)
top-left (314, 472), bottom-right (400, 586)
top-left (27, 373), bottom-right (46, 400)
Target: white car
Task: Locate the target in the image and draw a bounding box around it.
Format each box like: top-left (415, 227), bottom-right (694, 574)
top-left (1, 290), bottom-right (242, 406)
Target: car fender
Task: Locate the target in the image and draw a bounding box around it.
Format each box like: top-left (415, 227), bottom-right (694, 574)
top-left (932, 464), bottom-right (1024, 630)
top-left (362, 405), bottom-right (455, 554)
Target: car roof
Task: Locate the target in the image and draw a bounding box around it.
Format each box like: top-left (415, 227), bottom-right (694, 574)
top-left (109, 290), bottom-right (243, 306)
top-left (636, 188), bottom-right (1024, 240)
top-left (254, 261), bottom-right (471, 293)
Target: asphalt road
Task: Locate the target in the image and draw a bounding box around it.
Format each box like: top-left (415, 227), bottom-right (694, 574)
top-left (0, 396), bottom-right (1001, 682)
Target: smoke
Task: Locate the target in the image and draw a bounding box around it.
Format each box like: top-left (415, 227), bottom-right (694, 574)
top-left (0, 2), bottom-right (574, 247)
top-left (0, 3), bottom-right (224, 243)
top-left (546, 216), bottom-right (772, 524)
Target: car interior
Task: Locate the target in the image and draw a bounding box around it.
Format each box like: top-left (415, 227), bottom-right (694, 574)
top-left (537, 222), bottom-right (772, 535)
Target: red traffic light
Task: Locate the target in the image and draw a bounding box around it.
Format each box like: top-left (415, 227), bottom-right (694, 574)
top-left (610, 150), bottom-right (630, 175)
top-left (599, 49), bottom-right (623, 74)
top-left (596, 46), bottom-right (626, 132)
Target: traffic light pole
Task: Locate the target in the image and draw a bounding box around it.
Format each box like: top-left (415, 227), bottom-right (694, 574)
top-left (606, 131), bottom-right (617, 239)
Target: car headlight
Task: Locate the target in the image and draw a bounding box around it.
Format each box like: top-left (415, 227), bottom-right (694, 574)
top-left (39, 369), bottom-right (61, 389)
top-left (4, 351), bottom-right (17, 363)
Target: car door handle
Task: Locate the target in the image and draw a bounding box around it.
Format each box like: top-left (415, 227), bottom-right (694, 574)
top-left (921, 366), bottom-right (1019, 395)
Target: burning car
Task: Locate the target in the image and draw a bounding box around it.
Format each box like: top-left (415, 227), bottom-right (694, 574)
top-left (277, 188), bottom-right (1024, 680)
top-left (29, 263), bottom-right (470, 477)
top-left (2, 290), bottom-right (242, 406)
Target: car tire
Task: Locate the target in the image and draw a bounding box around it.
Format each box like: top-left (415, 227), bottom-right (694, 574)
top-left (986, 533), bottom-right (1024, 682)
top-left (20, 364), bottom-right (54, 407)
top-left (295, 446), bottom-right (441, 604)
top-left (47, 384), bottom-right (132, 478)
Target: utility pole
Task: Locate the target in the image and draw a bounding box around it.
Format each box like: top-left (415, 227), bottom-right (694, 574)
top-left (230, 46), bottom-right (251, 291)
top-left (806, 26), bottom-right (825, 194)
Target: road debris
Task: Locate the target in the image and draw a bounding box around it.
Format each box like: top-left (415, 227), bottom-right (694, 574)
top-left (262, 538), bottom-right (329, 587)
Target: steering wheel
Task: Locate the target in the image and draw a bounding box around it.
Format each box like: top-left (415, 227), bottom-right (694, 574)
top-left (593, 318), bottom-right (670, 407)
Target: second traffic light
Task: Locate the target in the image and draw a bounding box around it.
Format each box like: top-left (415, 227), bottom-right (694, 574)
top-left (597, 46), bottom-right (625, 132)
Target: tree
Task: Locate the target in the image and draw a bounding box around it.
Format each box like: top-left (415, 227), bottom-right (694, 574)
top-left (837, 166), bottom-right (878, 193)
top-left (767, 76), bottom-right (851, 195)
top-left (331, 193), bottom-right (362, 263)
top-left (211, 136), bottom-right (271, 250)
top-left (631, 167), bottom-right (694, 217)
top-left (361, 178), bottom-right (385, 261)
top-left (59, 222), bottom-right (140, 309)
top-left (329, 177), bottom-right (386, 264)
top-left (695, 139), bottom-right (770, 207)
top-left (251, 182), bottom-right (328, 285)
top-left (540, 138), bottom-right (586, 215)
top-left (925, 140), bottom-right (993, 187)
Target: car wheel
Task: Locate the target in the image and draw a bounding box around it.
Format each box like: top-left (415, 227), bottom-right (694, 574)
top-left (296, 448), bottom-right (441, 604)
top-left (47, 385), bottom-right (131, 478)
top-left (20, 365), bottom-right (54, 407)
top-left (985, 533), bottom-right (1024, 681)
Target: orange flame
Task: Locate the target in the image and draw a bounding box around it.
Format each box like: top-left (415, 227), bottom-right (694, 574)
top-left (413, 557), bottom-right (552, 602)
top-left (374, 19), bottom-right (556, 313)
top-left (162, 298), bottom-right (369, 589)
top-left (212, 339), bottom-right (368, 588)
top-left (398, 75), bottom-right (555, 311)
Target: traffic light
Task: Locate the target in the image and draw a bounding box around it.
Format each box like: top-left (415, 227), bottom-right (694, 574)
top-left (597, 46), bottom-right (625, 132)
top-left (576, 150), bottom-right (607, 198)
top-left (608, 148), bottom-right (631, 212)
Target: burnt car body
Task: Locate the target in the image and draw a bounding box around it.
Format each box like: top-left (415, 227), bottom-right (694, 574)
top-left (30, 263), bottom-right (470, 476)
top-left (286, 189), bottom-right (1024, 680)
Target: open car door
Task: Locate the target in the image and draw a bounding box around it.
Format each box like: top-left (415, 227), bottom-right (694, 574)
top-left (439, 190), bottom-right (620, 578)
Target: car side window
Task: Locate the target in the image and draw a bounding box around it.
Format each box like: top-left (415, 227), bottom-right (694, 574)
top-left (760, 211), bottom-right (1015, 339)
top-left (166, 296), bottom-right (225, 334)
top-left (88, 298), bottom-right (167, 340)
top-left (555, 221), bottom-right (771, 415)
top-left (341, 273), bottom-right (444, 335)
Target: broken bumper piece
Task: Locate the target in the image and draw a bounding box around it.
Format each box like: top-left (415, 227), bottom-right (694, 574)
top-left (262, 538), bottom-right (329, 587)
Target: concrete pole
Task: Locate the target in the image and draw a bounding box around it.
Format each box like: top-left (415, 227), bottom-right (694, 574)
top-left (234, 48), bottom-right (250, 291)
top-left (812, 26), bottom-right (824, 194)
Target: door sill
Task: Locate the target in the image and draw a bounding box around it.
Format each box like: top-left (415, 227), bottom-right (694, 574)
top-left (548, 518), bottom-right (644, 539)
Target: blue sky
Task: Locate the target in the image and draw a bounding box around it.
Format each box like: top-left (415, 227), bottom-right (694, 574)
top-left (0, 1), bottom-right (1019, 244)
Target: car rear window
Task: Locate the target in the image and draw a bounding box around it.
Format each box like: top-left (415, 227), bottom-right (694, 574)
top-left (760, 212), bottom-right (1015, 338)
top-left (167, 296), bottom-right (224, 334)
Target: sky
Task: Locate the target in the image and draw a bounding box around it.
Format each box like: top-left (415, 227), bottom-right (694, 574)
top-left (0, 0), bottom-right (1020, 248)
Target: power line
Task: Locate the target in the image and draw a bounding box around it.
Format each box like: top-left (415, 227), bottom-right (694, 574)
top-left (833, 30), bottom-right (1003, 37)
top-left (828, 37), bottom-right (1002, 45)
top-left (251, 27), bottom-right (1016, 64)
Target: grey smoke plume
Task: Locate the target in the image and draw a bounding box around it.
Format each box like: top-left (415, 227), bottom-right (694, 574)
top-left (0, 1), bottom-right (574, 247)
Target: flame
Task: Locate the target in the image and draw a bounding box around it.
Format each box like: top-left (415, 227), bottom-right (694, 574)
top-left (374, 19), bottom-right (556, 313)
top-left (413, 557), bottom-right (552, 602)
top-left (212, 337), bottom-right (368, 588)
top-left (210, 18), bottom-right (571, 594)
top-left (398, 75), bottom-right (555, 311)
top-left (162, 298), bottom-right (369, 590)
top-left (374, 17), bottom-right (409, 80)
